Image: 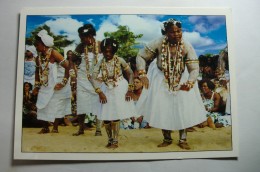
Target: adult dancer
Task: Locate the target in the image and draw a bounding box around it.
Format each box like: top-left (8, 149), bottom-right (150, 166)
top-left (70, 24), bottom-right (103, 136)
top-left (32, 29), bottom-right (71, 133)
top-left (136, 19), bottom-right (206, 149)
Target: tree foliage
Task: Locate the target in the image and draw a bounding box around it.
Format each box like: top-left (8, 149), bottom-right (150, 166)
top-left (25, 25), bottom-right (74, 55)
top-left (104, 25), bottom-right (143, 61)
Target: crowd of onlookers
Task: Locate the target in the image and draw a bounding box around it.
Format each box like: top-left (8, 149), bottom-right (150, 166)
top-left (196, 50), bottom-right (231, 129)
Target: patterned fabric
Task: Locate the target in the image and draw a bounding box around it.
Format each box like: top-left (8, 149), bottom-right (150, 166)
top-left (202, 92), bottom-right (231, 126)
top-left (24, 61), bottom-right (36, 77)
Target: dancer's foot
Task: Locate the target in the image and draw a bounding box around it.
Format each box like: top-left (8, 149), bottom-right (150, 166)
top-left (106, 142), bottom-right (112, 148)
top-left (109, 143), bottom-right (118, 149)
top-left (72, 130), bottom-right (84, 136)
top-left (38, 127), bottom-right (50, 134)
top-left (178, 140), bottom-right (191, 150)
top-left (157, 141), bottom-right (172, 147)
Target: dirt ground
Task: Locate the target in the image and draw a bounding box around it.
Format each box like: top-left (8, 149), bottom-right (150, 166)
top-left (21, 125), bottom-right (232, 153)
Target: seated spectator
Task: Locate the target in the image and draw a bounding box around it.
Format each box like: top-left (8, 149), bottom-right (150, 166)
top-left (23, 82), bottom-right (47, 128)
top-left (198, 79), bottom-right (231, 128)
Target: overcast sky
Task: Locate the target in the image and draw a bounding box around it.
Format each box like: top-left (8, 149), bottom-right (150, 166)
top-left (26, 14), bottom-right (227, 56)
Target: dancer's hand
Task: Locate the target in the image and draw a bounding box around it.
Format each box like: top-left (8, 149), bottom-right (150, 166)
top-left (98, 92), bottom-right (107, 104)
top-left (32, 87), bottom-right (39, 96)
top-left (54, 83), bottom-right (64, 90)
top-left (179, 84), bottom-right (191, 91)
top-left (125, 91), bottom-right (134, 101)
top-left (180, 81), bottom-right (194, 91)
top-left (140, 76), bottom-right (149, 89)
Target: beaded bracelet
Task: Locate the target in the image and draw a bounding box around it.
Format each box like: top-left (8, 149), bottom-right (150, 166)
top-left (186, 81), bottom-right (195, 89)
top-left (128, 84), bottom-right (134, 92)
top-left (95, 88), bottom-right (102, 94)
top-left (59, 59), bottom-right (67, 66)
top-left (69, 69), bottom-right (76, 77)
top-left (61, 78), bottom-right (68, 86)
top-left (34, 81), bottom-right (41, 88)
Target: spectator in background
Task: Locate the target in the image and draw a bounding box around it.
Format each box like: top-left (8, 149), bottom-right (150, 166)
top-left (198, 79), bottom-right (231, 128)
top-left (120, 77), bottom-right (150, 129)
top-left (22, 82), bottom-right (46, 128)
top-left (24, 45), bottom-right (37, 87)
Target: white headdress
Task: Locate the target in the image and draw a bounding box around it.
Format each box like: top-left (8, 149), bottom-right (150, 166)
top-left (37, 29), bottom-right (54, 47)
top-left (25, 45), bottom-right (37, 57)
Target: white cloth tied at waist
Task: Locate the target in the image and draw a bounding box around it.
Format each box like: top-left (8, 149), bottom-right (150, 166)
top-left (36, 63), bottom-right (57, 109)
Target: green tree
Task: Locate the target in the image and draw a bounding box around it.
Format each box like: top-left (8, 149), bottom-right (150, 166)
top-left (25, 24), bottom-right (74, 56)
top-left (104, 25), bottom-right (143, 61)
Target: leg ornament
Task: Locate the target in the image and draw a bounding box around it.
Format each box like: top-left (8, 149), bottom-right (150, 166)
top-left (104, 121), bottom-right (113, 148)
top-left (178, 129), bottom-right (190, 150)
top-left (72, 114), bottom-right (85, 136)
top-left (157, 129), bottom-right (172, 147)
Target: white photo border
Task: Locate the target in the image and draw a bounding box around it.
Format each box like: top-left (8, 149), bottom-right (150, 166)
top-left (14, 7), bottom-right (238, 160)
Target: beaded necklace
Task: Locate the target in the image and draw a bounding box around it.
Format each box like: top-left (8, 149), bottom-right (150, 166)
top-left (100, 55), bottom-right (121, 88)
top-left (38, 48), bottom-right (52, 87)
top-left (84, 41), bottom-right (99, 80)
top-left (161, 37), bottom-right (185, 91)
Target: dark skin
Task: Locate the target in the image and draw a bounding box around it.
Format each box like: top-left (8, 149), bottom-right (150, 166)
top-left (25, 50), bottom-right (34, 61)
top-left (33, 40), bottom-right (70, 133)
top-left (23, 83), bottom-right (37, 112)
top-left (201, 82), bottom-right (221, 112)
top-left (32, 40), bottom-right (70, 96)
top-left (80, 34), bottom-right (95, 47)
top-left (140, 25), bottom-right (191, 91)
top-left (98, 45), bottom-right (134, 104)
top-left (73, 34), bottom-right (101, 66)
top-left (70, 34), bottom-right (99, 136)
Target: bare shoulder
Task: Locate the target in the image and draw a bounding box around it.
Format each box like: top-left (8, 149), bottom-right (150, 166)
top-left (50, 49), bottom-right (64, 62)
top-left (214, 92), bottom-right (221, 99)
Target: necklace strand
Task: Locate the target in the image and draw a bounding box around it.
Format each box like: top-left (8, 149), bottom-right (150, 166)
top-left (161, 36), bottom-right (185, 91)
top-left (38, 48), bottom-right (52, 87)
top-left (84, 41), bottom-right (99, 80)
top-left (101, 55), bottom-right (121, 87)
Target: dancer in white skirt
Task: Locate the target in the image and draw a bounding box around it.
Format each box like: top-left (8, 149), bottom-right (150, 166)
top-left (91, 38), bottom-right (136, 149)
top-left (70, 24), bottom-right (103, 136)
top-left (136, 19), bottom-right (206, 149)
top-left (32, 29), bottom-right (71, 134)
